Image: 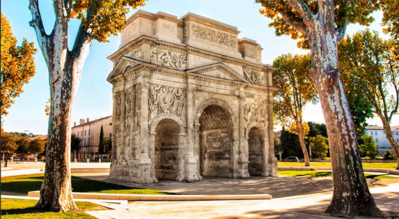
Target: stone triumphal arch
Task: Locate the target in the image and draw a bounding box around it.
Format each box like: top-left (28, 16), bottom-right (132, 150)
top-left (107, 10), bottom-right (277, 183)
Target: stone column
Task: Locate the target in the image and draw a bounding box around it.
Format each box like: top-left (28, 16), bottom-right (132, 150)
top-left (194, 123), bottom-right (202, 180)
top-left (148, 133), bottom-right (158, 182)
top-left (137, 75), bottom-right (153, 183)
top-left (264, 92), bottom-right (277, 176)
top-left (238, 88), bottom-right (250, 178)
top-left (120, 88), bottom-right (126, 163)
top-left (184, 83), bottom-right (200, 181)
top-left (111, 91), bottom-right (117, 162)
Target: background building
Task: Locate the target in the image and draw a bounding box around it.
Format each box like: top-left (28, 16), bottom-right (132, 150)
top-left (365, 125), bottom-right (399, 156)
top-left (71, 116), bottom-right (112, 161)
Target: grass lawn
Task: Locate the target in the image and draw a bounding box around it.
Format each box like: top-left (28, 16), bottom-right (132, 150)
top-left (1, 174), bottom-right (168, 195)
top-left (1, 199), bottom-right (107, 218)
top-left (278, 162), bottom-right (397, 169)
top-left (278, 170), bottom-right (399, 179)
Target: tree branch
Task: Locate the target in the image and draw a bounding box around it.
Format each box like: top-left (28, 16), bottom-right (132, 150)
top-left (277, 9), bottom-right (307, 35)
top-left (285, 0), bottom-right (315, 25)
top-left (29, 0), bottom-right (50, 63)
top-left (336, 1), bottom-right (350, 42)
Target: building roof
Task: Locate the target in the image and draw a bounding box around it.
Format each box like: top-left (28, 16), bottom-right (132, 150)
top-left (365, 125), bottom-right (399, 130)
top-left (72, 116), bottom-right (112, 128)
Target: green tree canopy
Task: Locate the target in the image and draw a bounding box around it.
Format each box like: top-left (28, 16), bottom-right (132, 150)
top-left (16, 136), bottom-right (31, 156)
top-left (338, 29), bottom-right (399, 168)
top-left (98, 125), bottom-right (104, 154)
top-left (1, 13), bottom-right (37, 117)
top-left (358, 135), bottom-right (378, 159)
top-left (309, 135), bottom-right (329, 158)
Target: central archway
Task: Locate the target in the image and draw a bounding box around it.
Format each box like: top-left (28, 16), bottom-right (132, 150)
top-left (199, 105), bottom-right (233, 177)
top-left (154, 119), bottom-right (180, 180)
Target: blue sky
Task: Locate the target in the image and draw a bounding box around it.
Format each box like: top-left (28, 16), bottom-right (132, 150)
top-left (2, 0), bottom-right (397, 134)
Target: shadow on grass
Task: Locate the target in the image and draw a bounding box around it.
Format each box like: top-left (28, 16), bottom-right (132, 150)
top-left (1, 174), bottom-right (169, 195)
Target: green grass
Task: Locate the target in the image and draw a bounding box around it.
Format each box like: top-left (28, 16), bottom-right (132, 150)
top-left (1, 199), bottom-right (107, 218)
top-left (1, 174), bottom-right (168, 195)
top-left (278, 170), bottom-right (399, 179)
top-left (278, 162), bottom-right (397, 169)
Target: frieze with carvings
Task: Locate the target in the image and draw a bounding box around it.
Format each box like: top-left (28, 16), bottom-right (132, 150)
top-left (243, 69), bottom-right (262, 85)
top-left (244, 100), bottom-right (267, 124)
top-left (192, 24), bottom-right (236, 48)
top-left (149, 84), bottom-right (186, 121)
top-left (151, 48), bottom-right (187, 70)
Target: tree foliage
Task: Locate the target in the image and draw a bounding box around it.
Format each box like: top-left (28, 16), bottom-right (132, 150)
top-left (339, 29), bottom-right (399, 167)
top-left (381, 0), bottom-right (399, 60)
top-left (1, 132), bottom-right (18, 154)
top-left (358, 135), bottom-right (378, 159)
top-left (103, 136), bottom-right (112, 154)
top-left (309, 135), bottom-right (329, 158)
top-left (98, 125), bottom-right (104, 154)
top-left (1, 13), bottom-right (37, 117)
top-left (256, 1), bottom-right (378, 49)
top-left (28, 138), bottom-right (46, 154)
top-left (308, 122), bottom-right (328, 138)
top-left (16, 136), bottom-right (31, 156)
top-left (71, 134), bottom-right (81, 153)
top-left (273, 53), bottom-right (317, 166)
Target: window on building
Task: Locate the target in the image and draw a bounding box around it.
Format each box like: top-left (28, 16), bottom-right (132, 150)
top-left (81, 131), bottom-right (83, 136)
top-left (375, 138), bottom-right (378, 142)
top-left (88, 129), bottom-right (90, 135)
top-left (396, 131), bottom-right (398, 135)
top-left (383, 131), bottom-right (386, 134)
top-left (85, 130), bottom-right (86, 136)
top-left (375, 131), bottom-right (377, 135)
top-left (370, 132), bottom-right (373, 135)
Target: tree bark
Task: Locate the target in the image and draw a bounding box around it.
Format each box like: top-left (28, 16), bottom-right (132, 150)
top-left (298, 122), bottom-right (310, 166)
top-left (307, 19), bottom-right (383, 217)
top-left (35, 58), bottom-right (77, 211)
top-left (378, 114), bottom-right (399, 170)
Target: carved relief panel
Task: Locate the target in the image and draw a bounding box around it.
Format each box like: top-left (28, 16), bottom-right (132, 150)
top-left (149, 84), bottom-right (186, 123)
top-left (243, 68), bottom-right (263, 85)
top-left (135, 84), bottom-right (142, 128)
top-left (128, 48), bottom-right (144, 60)
top-left (192, 24), bottom-right (237, 48)
top-left (244, 99), bottom-right (267, 125)
top-left (151, 48), bottom-right (187, 70)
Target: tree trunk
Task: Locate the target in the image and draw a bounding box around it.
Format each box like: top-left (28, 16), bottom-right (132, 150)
top-left (35, 61), bottom-right (78, 211)
top-left (298, 123), bottom-right (310, 166)
top-left (378, 114), bottom-right (399, 170)
top-left (307, 21), bottom-right (383, 217)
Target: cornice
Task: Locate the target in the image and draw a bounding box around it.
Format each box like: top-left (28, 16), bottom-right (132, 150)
top-left (108, 36), bottom-right (274, 72)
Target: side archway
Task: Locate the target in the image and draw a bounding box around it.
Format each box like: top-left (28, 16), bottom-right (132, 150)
top-left (246, 125), bottom-right (265, 176)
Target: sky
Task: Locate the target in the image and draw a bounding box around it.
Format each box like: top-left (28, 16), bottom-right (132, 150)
top-left (2, 0), bottom-right (398, 134)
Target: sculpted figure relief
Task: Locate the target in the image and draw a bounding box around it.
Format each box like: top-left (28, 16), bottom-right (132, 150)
top-left (116, 92), bottom-right (122, 121)
top-left (243, 69), bottom-right (262, 85)
top-left (149, 84), bottom-right (186, 121)
top-left (125, 89), bottom-right (132, 131)
top-left (151, 48), bottom-right (187, 70)
top-left (192, 24), bottom-right (236, 48)
top-left (129, 49), bottom-right (144, 60)
top-left (244, 100), bottom-right (267, 124)
top-left (135, 84), bottom-right (142, 128)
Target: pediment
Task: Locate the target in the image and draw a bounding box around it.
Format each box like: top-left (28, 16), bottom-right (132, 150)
top-left (107, 56), bottom-right (144, 81)
top-left (187, 63), bottom-right (249, 83)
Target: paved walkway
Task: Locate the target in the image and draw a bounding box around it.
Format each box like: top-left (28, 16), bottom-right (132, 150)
top-left (86, 183), bottom-right (399, 219)
top-left (2, 163), bottom-right (399, 218)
